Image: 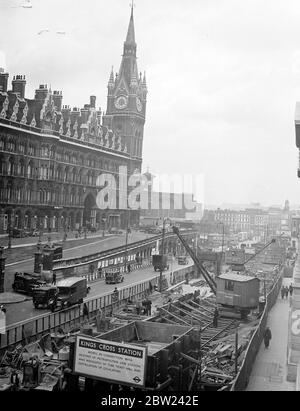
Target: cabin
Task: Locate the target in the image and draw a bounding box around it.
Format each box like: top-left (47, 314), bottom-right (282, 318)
top-left (216, 272), bottom-right (260, 309)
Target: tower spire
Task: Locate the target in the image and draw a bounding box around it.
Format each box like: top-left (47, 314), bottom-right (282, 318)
top-left (126, 2), bottom-right (136, 44)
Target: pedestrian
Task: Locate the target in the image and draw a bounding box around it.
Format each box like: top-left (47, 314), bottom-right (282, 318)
top-left (10, 369), bottom-right (20, 391)
top-left (281, 286), bottom-right (285, 299)
top-left (142, 299), bottom-right (148, 315)
top-left (136, 301), bottom-right (142, 315)
top-left (127, 264), bottom-right (131, 273)
top-left (147, 299), bottom-right (152, 316)
top-left (0, 304), bottom-right (6, 315)
top-left (52, 272), bottom-right (56, 285)
top-left (289, 284), bottom-right (294, 297)
top-left (213, 307), bottom-right (219, 328)
top-left (264, 326), bottom-right (272, 349)
top-left (83, 303), bottom-right (89, 321)
top-left (285, 286), bottom-right (289, 299)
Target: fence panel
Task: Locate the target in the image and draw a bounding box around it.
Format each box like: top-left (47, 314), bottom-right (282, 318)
top-left (231, 272), bottom-right (283, 391)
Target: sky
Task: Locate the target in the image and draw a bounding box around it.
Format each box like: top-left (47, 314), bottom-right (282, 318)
top-left (1, 0), bottom-right (300, 208)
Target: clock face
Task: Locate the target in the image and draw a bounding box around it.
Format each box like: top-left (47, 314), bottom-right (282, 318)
top-left (136, 97), bottom-right (143, 112)
top-left (115, 95), bottom-right (128, 110)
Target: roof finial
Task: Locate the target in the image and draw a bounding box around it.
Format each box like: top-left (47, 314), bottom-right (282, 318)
top-left (130, 1), bottom-right (135, 16)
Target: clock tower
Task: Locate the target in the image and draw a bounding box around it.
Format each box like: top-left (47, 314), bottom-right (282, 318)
top-left (103, 5), bottom-right (147, 171)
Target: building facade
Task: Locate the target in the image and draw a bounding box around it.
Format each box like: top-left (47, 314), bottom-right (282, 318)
top-left (0, 8), bottom-right (146, 234)
top-left (214, 209), bottom-right (251, 233)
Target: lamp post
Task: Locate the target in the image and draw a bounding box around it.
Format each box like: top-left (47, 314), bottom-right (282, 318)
top-left (159, 217), bottom-right (172, 292)
top-left (37, 217), bottom-right (42, 248)
top-left (102, 217), bottom-right (106, 238)
top-left (7, 215), bottom-right (12, 250)
top-left (124, 210), bottom-right (130, 273)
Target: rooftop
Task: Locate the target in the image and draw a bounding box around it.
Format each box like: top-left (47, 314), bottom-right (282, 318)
top-left (218, 272), bottom-right (258, 282)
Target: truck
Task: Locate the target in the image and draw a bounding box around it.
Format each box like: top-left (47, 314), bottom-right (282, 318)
top-left (12, 272), bottom-right (46, 296)
top-left (32, 285), bottom-right (59, 310)
top-left (105, 268), bottom-right (124, 284)
top-left (152, 254), bottom-right (169, 272)
top-left (178, 255), bottom-right (188, 265)
top-left (52, 277), bottom-right (88, 311)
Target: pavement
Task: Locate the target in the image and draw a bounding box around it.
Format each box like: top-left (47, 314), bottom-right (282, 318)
top-left (246, 278), bottom-right (296, 391)
top-left (0, 292), bottom-right (27, 304)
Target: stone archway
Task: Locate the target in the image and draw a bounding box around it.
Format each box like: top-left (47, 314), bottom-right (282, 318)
top-left (83, 192), bottom-right (96, 228)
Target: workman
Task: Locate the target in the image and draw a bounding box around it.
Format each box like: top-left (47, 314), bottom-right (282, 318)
top-left (147, 299), bottom-right (152, 316)
top-left (213, 307), bottom-right (219, 328)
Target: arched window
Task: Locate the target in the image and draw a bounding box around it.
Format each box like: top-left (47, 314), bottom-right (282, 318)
top-left (64, 167), bottom-right (69, 182)
top-left (7, 158), bottom-right (14, 176)
top-left (72, 168), bottom-right (77, 183)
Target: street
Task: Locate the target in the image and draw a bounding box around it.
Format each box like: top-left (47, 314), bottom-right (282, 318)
top-left (4, 230), bottom-right (152, 291)
top-left (5, 258), bottom-right (189, 326)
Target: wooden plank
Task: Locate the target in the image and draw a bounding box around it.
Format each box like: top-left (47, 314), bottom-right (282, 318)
top-left (189, 299), bottom-right (214, 314)
top-left (181, 352), bottom-right (203, 366)
top-left (179, 300), bottom-right (213, 320)
top-left (159, 307), bottom-right (191, 326)
top-left (175, 303), bottom-right (206, 324)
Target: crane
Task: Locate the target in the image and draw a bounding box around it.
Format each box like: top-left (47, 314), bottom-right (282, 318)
top-left (243, 238), bottom-right (276, 265)
top-left (172, 226), bottom-right (217, 295)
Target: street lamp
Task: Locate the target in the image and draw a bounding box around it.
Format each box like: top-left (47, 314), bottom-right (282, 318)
top-left (159, 217), bottom-right (172, 292)
top-left (7, 214), bottom-right (12, 250)
top-left (124, 210), bottom-right (130, 273)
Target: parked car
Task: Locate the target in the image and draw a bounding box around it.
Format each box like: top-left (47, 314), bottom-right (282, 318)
top-left (109, 227), bottom-right (123, 234)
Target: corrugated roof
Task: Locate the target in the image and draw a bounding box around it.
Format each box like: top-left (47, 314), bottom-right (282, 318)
top-left (218, 273), bottom-right (258, 282)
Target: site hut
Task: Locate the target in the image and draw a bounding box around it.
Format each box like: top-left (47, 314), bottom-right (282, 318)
top-left (216, 272), bottom-right (260, 319)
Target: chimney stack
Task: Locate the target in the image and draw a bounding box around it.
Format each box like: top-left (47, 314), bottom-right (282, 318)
top-left (35, 84), bottom-right (48, 101)
top-left (53, 90), bottom-right (63, 112)
top-left (12, 75), bottom-right (26, 98)
top-left (0, 68), bottom-right (9, 93)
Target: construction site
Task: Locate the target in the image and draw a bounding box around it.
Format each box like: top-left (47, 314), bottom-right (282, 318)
top-left (0, 227), bottom-right (285, 392)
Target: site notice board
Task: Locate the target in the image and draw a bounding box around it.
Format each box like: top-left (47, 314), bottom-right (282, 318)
top-left (74, 335), bottom-right (147, 388)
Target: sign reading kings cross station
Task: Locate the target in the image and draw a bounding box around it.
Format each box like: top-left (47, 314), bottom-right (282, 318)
top-left (74, 336), bottom-right (147, 387)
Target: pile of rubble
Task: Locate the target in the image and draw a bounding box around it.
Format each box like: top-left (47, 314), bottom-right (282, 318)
top-left (198, 320), bottom-right (259, 387)
top-left (0, 331), bottom-right (73, 391)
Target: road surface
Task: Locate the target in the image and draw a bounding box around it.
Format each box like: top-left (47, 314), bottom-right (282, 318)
top-left (5, 258), bottom-right (191, 326)
top-left (4, 231), bottom-right (152, 291)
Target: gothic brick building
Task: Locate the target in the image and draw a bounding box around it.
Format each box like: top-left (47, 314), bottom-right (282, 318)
top-left (0, 7), bottom-right (147, 234)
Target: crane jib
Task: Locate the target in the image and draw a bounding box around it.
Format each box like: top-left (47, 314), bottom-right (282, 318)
top-left (172, 226), bottom-right (217, 295)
